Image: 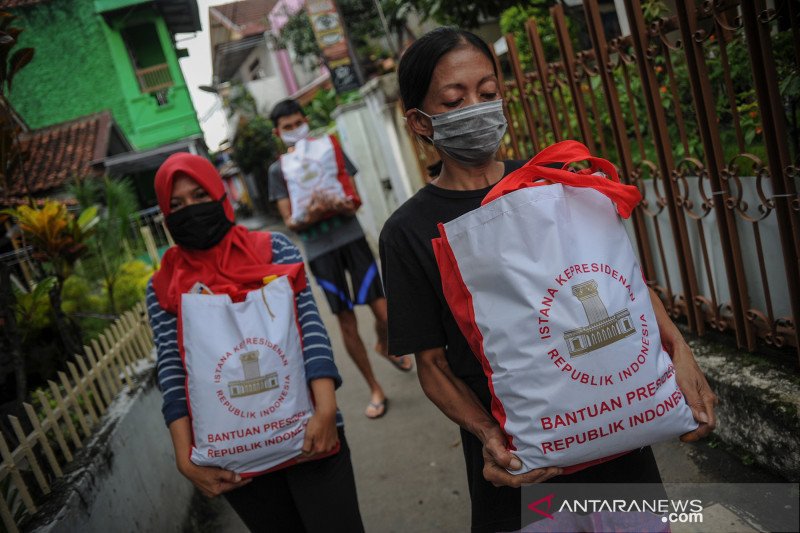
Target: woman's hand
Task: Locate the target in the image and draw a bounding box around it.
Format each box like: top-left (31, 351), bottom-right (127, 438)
top-left (301, 378), bottom-right (339, 459)
top-left (669, 340), bottom-right (718, 442)
top-left (168, 416), bottom-right (251, 497)
top-left (301, 409), bottom-right (339, 458)
top-left (649, 289), bottom-right (718, 441)
top-left (177, 460), bottom-right (251, 498)
top-left (480, 425), bottom-right (562, 487)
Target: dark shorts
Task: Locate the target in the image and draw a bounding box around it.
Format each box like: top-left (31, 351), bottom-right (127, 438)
top-left (460, 427), bottom-right (664, 533)
top-left (224, 427), bottom-right (364, 533)
top-left (308, 237), bottom-right (384, 315)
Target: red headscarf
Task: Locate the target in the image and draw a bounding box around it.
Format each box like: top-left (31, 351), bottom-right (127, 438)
top-left (150, 152), bottom-right (305, 314)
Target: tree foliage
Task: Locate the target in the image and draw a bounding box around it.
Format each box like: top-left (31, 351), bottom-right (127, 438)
top-left (232, 115), bottom-right (278, 175)
top-left (0, 11), bottom-right (35, 94)
top-left (0, 11), bottom-right (35, 196)
top-left (398, 0), bottom-right (552, 28)
top-left (338, 0), bottom-right (385, 49)
top-left (276, 1), bottom-right (400, 73)
top-left (224, 82), bottom-right (259, 119)
top-left (275, 10), bottom-right (320, 65)
top-left (69, 177), bottom-right (140, 314)
top-left (2, 200), bottom-right (98, 355)
top-left (499, 5), bottom-right (566, 70)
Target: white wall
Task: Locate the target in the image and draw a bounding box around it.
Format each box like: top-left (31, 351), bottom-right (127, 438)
top-left (238, 45), bottom-right (289, 116)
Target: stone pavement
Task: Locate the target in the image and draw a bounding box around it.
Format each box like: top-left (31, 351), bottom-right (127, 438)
top-left (192, 218), bottom-right (786, 533)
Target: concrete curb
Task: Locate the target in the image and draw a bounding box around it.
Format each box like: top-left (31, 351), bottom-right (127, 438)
top-left (27, 362), bottom-right (194, 533)
top-left (688, 335), bottom-right (800, 481)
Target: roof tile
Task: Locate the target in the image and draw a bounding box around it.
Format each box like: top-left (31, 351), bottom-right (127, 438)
top-left (1, 112), bottom-right (111, 205)
top-left (212, 0), bottom-right (280, 37)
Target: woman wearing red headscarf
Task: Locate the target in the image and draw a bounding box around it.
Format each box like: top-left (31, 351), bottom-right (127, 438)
top-left (146, 153), bottom-right (364, 532)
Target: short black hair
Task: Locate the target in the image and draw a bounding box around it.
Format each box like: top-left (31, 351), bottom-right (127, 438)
top-left (397, 27), bottom-right (496, 112)
top-left (269, 99), bottom-right (304, 126)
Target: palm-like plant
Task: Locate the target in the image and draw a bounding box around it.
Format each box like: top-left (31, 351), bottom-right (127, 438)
top-left (0, 10), bottom-right (35, 194)
top-left (70, 177), bottom-right (139, 314)
top-left (3, 200), bottom-right (98, 356)
top-left (0, 12), bottom-right (37, 403)
top-left (4, 200), bottom-right (97, 280)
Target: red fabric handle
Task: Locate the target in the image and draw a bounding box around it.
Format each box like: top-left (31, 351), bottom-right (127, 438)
top-left (482, 141), bottom-right (641, 219)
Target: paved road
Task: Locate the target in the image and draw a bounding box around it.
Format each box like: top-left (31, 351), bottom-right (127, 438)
top-left (194, 220), bottom-right (785, 533)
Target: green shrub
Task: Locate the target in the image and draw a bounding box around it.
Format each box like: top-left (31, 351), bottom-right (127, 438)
top-left (111, 260), bottom-right (154, 312)
top-left (61, 275), bottom-right (103, 315)
top-left (500, 5), bottom-right (566, 70)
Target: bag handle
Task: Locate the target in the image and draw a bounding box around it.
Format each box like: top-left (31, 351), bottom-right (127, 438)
top-left (482, 140), bottom-right (641, 219)
top-left (260, 282), bottom-right (276, 320)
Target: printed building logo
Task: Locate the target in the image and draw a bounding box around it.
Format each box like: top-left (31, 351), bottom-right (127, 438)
top-left (299, 159), bottom-right (322, 184)
top-left (228, 351), bottom-right (279, 398)
top-left (563, 280), bottom-right (636, 357)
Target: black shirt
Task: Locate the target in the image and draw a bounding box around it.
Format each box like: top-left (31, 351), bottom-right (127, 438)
top-left (379, 160), bottom-right (526, 409)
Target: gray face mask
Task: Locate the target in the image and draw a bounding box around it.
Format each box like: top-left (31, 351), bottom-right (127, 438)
top-left (417, 99), bottom-right (508, 166)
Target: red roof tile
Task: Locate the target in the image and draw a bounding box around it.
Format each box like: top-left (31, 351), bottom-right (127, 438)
top-left (1, 112), bottom-right (112, 205)
top-left (211, 0), bottom-right (280, 37)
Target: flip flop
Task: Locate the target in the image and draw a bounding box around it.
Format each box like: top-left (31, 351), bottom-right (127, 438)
top-left (388, 355), bottom-right (414, 373)
top-left (365, 398), bottom-right (389, 419)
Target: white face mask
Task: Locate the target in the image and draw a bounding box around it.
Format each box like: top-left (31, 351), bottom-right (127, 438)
top-left (279, 122), bottom-right (310, 146)
top-left (416, 99), bottom-right (507, 166)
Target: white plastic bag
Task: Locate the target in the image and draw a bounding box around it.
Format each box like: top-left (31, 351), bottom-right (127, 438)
top-left (433, 141), bottom-right (697, 473)
top-left (181, 276), bottom-right (314, 475)
top-left (280, 135), bottom-right (359, 223)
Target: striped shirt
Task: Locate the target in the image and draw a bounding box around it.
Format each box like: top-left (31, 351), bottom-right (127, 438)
top-left (146, 232), bottom-right (343, 427)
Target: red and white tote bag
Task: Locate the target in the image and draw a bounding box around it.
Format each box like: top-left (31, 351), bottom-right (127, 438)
top-left (280, 135), bottom-right (361, 223)
top-left (433, 141), bottom-right (697, 474)
top-left (181, 276), bottom-right (330, 476)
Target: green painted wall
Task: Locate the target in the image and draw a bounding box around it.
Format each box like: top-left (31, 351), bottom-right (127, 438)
top-left (9, 0), bottom-right (201, 150)
top-left (10, 1), bottom-right (134, 135)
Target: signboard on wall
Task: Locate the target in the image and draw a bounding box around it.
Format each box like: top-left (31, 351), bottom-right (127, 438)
top-left (306, 0), bottom-right (362, 93)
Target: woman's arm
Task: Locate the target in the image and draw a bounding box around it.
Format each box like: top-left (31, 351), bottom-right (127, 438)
top-left (271, 233), bottom-right (343, 389)
top-left (649, 288), bottom-right (717, 441)
top-left (270, 233), bottom-right (342, 456)
top-left (416, 347), bottom-right (562, 487)
top-left (146, 282), bottom-right (189, 424)
top-left (146, 283), bottom-right (249, 496)
top-left (168, 416), bottom-right (251, 497)
top-left (301, 378), bottom-right (339, 458)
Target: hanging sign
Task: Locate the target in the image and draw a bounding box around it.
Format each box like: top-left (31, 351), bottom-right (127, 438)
top-left (306, 0), bottom-right (361, 93)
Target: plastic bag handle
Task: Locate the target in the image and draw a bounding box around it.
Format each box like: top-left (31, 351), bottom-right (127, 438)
top-left (482, 141), bottom-right (641, 218)
top-left (260, 285), bottom-right (276, 320)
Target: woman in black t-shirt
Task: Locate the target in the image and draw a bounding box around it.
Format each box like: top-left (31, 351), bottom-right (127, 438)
top-left (379, 27), bottom-right (717, 533)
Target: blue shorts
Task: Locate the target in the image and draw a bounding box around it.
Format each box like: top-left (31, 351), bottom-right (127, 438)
top-left (308, 237), bottom-right (384, 314)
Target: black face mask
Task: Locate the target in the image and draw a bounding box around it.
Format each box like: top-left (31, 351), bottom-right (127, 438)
top-left (165, 197), bottom-right (233, 250)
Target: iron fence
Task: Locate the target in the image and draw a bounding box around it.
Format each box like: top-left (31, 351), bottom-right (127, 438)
top-left (491, 0), bottom-right (799, 360)
top-left (502, 0), bottom-right (800, 355)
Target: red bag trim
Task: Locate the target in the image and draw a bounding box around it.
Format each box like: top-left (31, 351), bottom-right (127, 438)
top-left (329, 134), bottom-right (362, 208)
top-left (433, 224), bottom-right (515, 451)
top-left (482, 140), bottom-right (641, 219)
